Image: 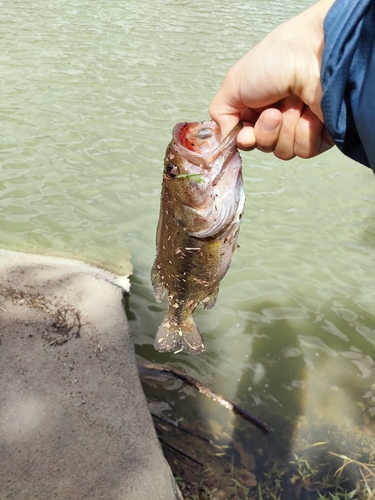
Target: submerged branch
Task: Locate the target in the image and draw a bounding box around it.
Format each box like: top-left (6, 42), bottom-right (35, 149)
top-left (158, 437), bottom-right (204, 466)
top-left (151, 412), bottom-right (212, 444)
top-left (138, 362), bottom-right (272, 435)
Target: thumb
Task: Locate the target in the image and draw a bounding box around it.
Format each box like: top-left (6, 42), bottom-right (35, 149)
top-left (209, 93), bottom-right (242, 140)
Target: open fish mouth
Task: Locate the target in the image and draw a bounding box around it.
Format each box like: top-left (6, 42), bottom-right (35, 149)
top-left (175, 121), bottom-right (222, 156)
top-left (172, 121), bottom-right (242, 168)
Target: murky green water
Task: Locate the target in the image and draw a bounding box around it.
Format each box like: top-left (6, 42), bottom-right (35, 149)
top-left (2, 0), bottom-right (375, 496)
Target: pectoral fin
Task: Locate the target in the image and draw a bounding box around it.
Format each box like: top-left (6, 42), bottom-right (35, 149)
top-left (151, 261), bottom-right (166, 302)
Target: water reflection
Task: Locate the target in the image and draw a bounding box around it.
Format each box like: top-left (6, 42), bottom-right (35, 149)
top-left (234, 308), bottom-right (307, 461)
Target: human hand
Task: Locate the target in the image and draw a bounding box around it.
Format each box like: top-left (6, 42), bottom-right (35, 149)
top-left (209, 0), bottom-right (335, 160)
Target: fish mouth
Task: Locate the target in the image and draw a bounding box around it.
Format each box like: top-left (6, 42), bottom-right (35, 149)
top-left (173, 121), bottom-right (242, 162)
top-left (174, 121), bottom-right (221, 157)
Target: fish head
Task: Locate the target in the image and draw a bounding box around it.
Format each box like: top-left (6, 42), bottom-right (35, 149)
top-left (164, 120), bottom-right (241, 183)
top-left (162, 120), bottom-right (244, 237)
top-left (163, 121), bottom-right (218, 190)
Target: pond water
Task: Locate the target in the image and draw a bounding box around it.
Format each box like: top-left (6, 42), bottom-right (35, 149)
top-left (2, 0), bottom-right (375, 497)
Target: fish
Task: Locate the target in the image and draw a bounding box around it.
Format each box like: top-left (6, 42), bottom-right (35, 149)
top-left (151, 120), bottom-right (245, 354)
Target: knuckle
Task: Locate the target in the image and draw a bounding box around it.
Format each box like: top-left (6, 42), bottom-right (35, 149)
top-left (257, 144), bottom-right (275, 154)
top-left (274, 149), bottom-right (295, 161)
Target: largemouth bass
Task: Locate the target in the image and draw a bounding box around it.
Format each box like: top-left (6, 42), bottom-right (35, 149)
top-left (151, 120), bottom-right (244, 354)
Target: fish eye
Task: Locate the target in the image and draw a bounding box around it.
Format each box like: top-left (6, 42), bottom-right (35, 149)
top-left (166, 163), bottom-right (178, 176)
top-left (197, 129), bottom-right (212, 139)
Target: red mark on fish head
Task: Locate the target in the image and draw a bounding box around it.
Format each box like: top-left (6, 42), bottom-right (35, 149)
top-left (175, 122), bottom-right (220, 155)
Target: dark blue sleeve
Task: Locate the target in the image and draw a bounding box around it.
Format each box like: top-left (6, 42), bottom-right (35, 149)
top-left (321, 0), bottom-right (375, 171)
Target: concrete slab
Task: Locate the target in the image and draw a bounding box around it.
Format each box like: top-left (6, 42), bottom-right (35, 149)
top-left (0, 249), bottom-right (182, 500)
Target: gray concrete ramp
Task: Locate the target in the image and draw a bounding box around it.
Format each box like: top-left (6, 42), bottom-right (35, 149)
top-left (0, 249), bottom-right (182, 500)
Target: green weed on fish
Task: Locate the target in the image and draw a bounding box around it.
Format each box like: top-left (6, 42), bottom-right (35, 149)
top-left (175, 173), bottom-right (204, 183)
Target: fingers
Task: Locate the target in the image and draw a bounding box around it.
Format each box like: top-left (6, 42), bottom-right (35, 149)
top-left (272, 97), bottom-right (304, 159)
top-left (210, 84), bottom-right (334, 159)
top-left (252, 109), bottom-right (283, 153)
top-left (253, 96), bottom-right (305, 159)
top-left (230, 109), bottom-right (282, 151)
top-left (252, 101), bottom-right (334, 159)
top-left (294, 107), bottom-right (334, 157)
top-left (235, 123), bottom-right (257, 151)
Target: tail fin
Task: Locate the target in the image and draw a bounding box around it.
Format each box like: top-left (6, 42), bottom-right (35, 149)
top-left (154, 310), bottom-right (205, 354)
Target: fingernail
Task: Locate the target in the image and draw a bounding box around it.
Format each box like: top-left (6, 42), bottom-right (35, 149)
top-left (262, 115), bottom-right (281, 132)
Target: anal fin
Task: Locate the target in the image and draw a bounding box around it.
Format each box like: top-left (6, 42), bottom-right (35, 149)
top-left (201, 286), bottom-right (219, 310)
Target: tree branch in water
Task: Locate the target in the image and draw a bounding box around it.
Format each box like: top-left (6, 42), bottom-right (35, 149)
top-left (151, 412), bottom-right (212, 444)
top-left (138, 362), bottom-right (272, 435)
